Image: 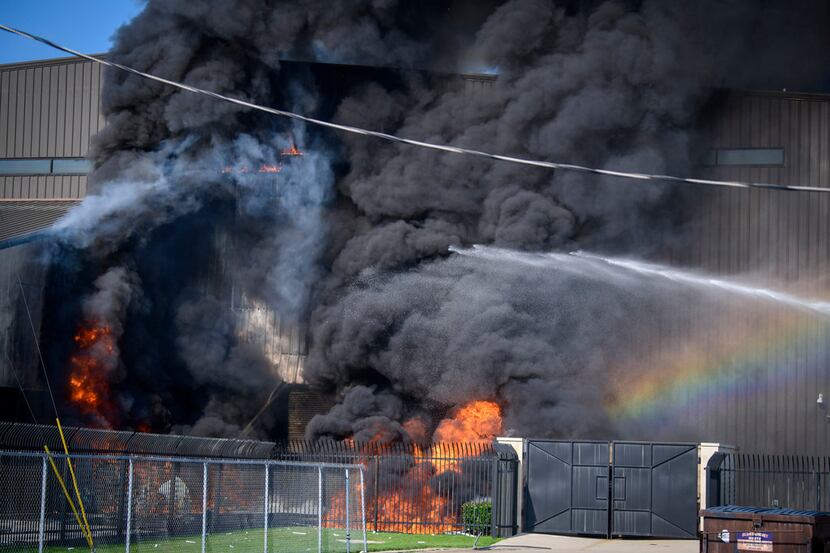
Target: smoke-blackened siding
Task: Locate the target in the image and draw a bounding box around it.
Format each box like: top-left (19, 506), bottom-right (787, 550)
top-left (287, 387), bottom-right (333, 441)
top-left (234, 305), bottom-right (307, 384)
top-left (0, 242), bottom-right (47, 389)
top-left (653, 91), bottom-right (830, 455)
top-left (0, 57), bottom-right (104, 199)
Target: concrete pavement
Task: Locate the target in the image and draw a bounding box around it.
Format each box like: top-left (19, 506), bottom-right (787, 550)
top-left (428, 533), bottom-right (698, 552)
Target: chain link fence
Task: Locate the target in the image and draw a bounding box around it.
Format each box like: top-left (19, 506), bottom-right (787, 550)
top-left (274, 441), bottom-right (519, 537)
top-left (0, 451), bottom-right (366, 553)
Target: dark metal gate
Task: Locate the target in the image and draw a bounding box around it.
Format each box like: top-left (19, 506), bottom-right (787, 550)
top-left (524, 440), bottom-right (698, 539)
top-left (611, 442), bottom-right (698, 538)
top-left (524, 440), bottom-right (610, 536)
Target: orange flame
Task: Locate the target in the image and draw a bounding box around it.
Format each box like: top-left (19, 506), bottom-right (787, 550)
top-left (280, 144), bottom-right (304, 156)
top-left (433, 400), bottom-right (503, 442)
top-left (327, 400), bottom-right (504, 533)
top-left (68, 321), bottom-right (117, 427)
top-left (220, 144), bottom-right (303, 174)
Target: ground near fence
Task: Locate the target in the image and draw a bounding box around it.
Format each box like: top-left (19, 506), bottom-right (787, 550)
top-left (0, 528), bottom-right (501, 553)
top-left (437, 533), bottom-right (697, 552)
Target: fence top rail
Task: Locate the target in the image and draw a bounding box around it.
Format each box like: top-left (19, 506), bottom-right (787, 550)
top-left (722, 453), bottom-right (830, 474)
top-left (275, 439), bottom-right (517, 460)
top-left (720, 468), bottom-right (830, 475)
top-left (0, 421), bottom-right (277, 458)
top-left (0, 448), bottom-right (366, 470)
top-left (277, 453), bottom-right (499, 463)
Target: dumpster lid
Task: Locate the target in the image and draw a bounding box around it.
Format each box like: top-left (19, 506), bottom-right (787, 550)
top-left (703, 505), bottom-right (830, 523)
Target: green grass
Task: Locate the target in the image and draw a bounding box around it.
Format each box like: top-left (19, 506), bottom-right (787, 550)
top-left (17, 527), bottom-right (500, 553)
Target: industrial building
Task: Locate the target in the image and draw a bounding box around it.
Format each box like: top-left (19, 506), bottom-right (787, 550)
top-left (1, 55), bottom-right (828, 453)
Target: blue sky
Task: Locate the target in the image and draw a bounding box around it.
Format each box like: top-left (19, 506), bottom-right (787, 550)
top-left (0, 0), bottom-right (143, 64)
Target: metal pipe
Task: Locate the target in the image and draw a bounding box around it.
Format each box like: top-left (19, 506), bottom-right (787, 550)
top-left (263, 464), bottom-right (269, 553)
top-left (345, 468), bottom-right (350, 553)
top-left (38, 456), bottom-right (47, 553)
top-left (359, 469), bottom-right (367, 553)
top-left (317, 467), bottom-right (322, 553)
top-left (201, 463), bottom-right (208, 553)
top-left (126, 459), bottom-right (133, 553)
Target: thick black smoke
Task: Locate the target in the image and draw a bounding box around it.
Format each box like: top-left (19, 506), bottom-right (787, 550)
top-left (303, 0), bottom-right (830, 440)
top-left (43, 0), bottom-right (829, 439)
top-left (307, 247), bottom-right (753, 439)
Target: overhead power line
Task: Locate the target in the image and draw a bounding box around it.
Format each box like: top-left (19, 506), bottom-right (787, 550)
top-left (1, 23), bottom-right (828, 194)
top-left (17, 276), bottom-right (60, 420)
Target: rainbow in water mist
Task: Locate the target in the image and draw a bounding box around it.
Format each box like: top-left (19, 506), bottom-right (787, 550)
top-left (606, 311), bottom-right (830, 425)
top-left (449, 244), bottom-right (830, 434)
top-left (564, 251), bottom-right (830, 429)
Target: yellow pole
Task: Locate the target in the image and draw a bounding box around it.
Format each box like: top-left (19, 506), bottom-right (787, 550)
top-left (44, 445), bottom-right (93, 548)
top-left (55, 418), bottom-right (94, 549)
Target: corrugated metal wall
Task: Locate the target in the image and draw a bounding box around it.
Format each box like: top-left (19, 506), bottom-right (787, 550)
top-left (0, 58), bottom-right (101, 393)
top-left (2, 58), bottom-right (829, 452)
top-left (0, 57), bottom-right (104, 199)
top-left (628, 91), bottom-right (830, 455)
top-left (682, 91), bottom-right (830, 277)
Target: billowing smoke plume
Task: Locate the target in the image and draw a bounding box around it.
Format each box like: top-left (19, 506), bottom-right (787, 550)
top-left (42, 0), bottom-right (829, 439)
top-left (303, 0), bottom-right (830, 440)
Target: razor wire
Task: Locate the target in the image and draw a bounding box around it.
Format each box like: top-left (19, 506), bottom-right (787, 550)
top-left (1, 23), bottom-right (829, 194)
top-left (0, 450), bottom-right (368, 553)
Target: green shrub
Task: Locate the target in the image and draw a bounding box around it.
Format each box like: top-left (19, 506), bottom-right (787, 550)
top-left (461, 499), bottom-right (492, 534)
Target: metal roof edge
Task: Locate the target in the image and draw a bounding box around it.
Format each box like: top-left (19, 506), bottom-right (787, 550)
top-left (0, 53), bottom-right (109, 71)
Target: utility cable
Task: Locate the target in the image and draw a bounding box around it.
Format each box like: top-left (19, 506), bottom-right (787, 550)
top-left (6, 350), bottom-right (43, 428)
top-left (17, 276), bottom-right (60, 420)
top-left (7, 352), bottom-right (51, 462)
top-left (16, 278), bottom-right (94, 549)
top-left (1, 23), bottom-right (828, 194)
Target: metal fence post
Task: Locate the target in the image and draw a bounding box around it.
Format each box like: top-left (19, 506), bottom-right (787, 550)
top-left (705, 453), bottom-right (726, 508)
top-left (317, 467), bottom-right (322, 553)
top-left (372, 456), bottom-right (379, 532)
top-left (201, 463), bottom-right (208, 553)
top-left (359, 468), bottom-right (367, 553)
top-left (345, 468), bottom-right (350, 553)
top-left (491, 457), bottom-right (499, 538)
top-left (168, 462), bottom-right (179, 534)
top-left (816, 472), bottom-right (822, 511)
top-left (38, 455), bottom-right (47, 553)
top-left (263, 464), bottom-right (269, 553)
top-left (59, 462), bottom-right (67, 542)
top-left (126, 459), bottom-right (133, 553)
top-left (116, 460), bottom-right (128, 541)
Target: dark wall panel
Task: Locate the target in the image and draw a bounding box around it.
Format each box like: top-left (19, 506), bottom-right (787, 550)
top-left (642, 92), bottom-right (830, 455)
